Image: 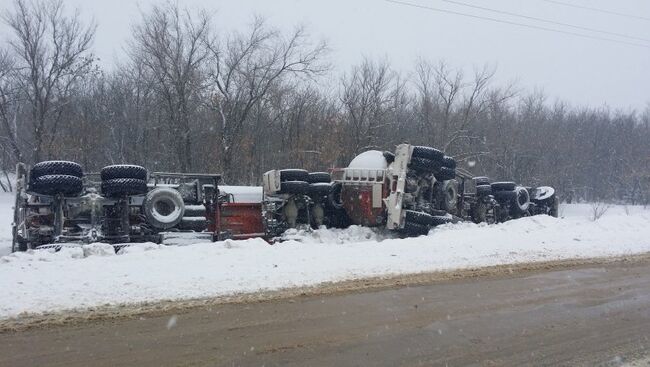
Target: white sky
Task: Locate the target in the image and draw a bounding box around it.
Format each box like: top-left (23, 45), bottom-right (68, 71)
top-left (1, 0), bottom-right (649, 110)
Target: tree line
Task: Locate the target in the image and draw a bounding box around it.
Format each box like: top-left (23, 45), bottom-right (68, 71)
top-left (0, 0), bottom-right (648, 203)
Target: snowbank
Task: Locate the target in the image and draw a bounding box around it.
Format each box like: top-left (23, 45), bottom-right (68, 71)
top-left (0, 195), bottom-right (649, 319)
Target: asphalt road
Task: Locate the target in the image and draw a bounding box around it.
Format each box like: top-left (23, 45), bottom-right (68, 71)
top-left (2, 260), bottom-right (650, 367)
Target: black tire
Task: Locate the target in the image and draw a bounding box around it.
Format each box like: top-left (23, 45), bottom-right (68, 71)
top-left (493, 190), bottom-right (517, 202)
top-left (435, 167), bottom-right (456, 181)
top-left (308, 182), bottom-right (332, 196)
top-left (280, 180), bottom-right (309, 195)
top-left (473, 176), bottom-right (490, 186)
top-left (441, 155), bottom-right (456, 169)
top-left (408, 157), bottom-right (441, 173)
top-left (143, 187), bottom-right (185, 229)
top-left (101, 164), bottom-right (147, 181)
top-left (491, 181), bottom-right (517, 192)
top-left (383, 151), bottom-right (395, 164)
top-left (279, 169), bottom-right (309, 182)
top-left (327, 182), bottom-right (343, 210)
top-left (31, 160), bottom-right (82, 180)
top-left (101, 178), bottom-right (148, 197)
top-left (403, 221), bottom-right (430, 236)
top-left (412, 146), bottom-right (444, 162)
top-left (31, 174), bottom-right (83, 196)
top-left (438, 180), bottom-right (458, 213)
top-left (405, 210), bottom-right (435, 226)
top-left (476, 184), bottom-right (492, 197)
top-left (306, 172), bottom-right (331, 184)
top-left (513, 186), bottom-right (530, 213)
top-left (430, 215), bottom-right (453, 226)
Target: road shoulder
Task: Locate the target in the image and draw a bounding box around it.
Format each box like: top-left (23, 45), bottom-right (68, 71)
top-left (2, 252), bottom-right (650, 332)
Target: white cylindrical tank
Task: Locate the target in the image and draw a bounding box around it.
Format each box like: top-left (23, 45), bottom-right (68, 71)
top-left (347, 150), bottom-right (388, 170)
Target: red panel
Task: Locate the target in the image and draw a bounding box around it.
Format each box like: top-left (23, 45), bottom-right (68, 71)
top-left (215, 202), bottom-right (265, 240)
top-left (341, 184), bottom-right (385, 227)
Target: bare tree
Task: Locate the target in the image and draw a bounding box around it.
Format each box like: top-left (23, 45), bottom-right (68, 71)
top-left (103, 63), bottom-right (158, 167)
top-left (340, 59), bottom-right (397, 157)
top-left (2, 0), bottom-right (95, 163)
top-left (414, 60), bottom-right (503, 160)
top-left (0, 48), bottom-right (22, 163)
top-left (206, 17), bottom-right (328, 178)
top-left (0, 2), bottom-right (645, 194)
top-left (130, 1), bottom-right (212, 171)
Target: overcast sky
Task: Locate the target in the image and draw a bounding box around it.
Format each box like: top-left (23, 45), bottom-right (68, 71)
top-left (1, 0), bottom-right (649, 110)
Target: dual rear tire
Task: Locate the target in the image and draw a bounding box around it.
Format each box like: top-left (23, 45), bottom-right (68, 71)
top-left (408, 146), bottom-right (457, 181)
top-left (30, 161), bottom-right (83, 196)
top-left (101, 165), bottom-right (148, 198)
top-left (28, 161), bottom-right (150, 198)
top-left (101, 165), bottom-right (186, 230)
top-left (402, 210), bottom-right (453, 236)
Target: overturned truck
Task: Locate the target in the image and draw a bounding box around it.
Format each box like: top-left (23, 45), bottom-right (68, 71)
top-left (351, 144), bottom-right (558, 234)
top-left (262, 143), bottom-right (559, 238)
top-left (11, 161), bottom-right (220, 251)
top-left (11, 143), bottom-right (559, 251)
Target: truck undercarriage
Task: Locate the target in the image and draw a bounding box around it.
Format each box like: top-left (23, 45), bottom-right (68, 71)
top-left (12, 162), bottom-right (220, 251)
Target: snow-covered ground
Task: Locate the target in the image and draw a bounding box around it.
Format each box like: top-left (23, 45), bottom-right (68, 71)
top-left (0, 191), bottom-right (648, 320)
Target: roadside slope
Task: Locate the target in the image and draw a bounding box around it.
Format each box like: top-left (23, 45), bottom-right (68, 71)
top-left (1, 202), bottom-right (649, 321)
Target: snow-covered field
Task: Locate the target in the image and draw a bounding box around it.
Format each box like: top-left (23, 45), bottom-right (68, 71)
top-left (0, 191), bottom-right (649, 320)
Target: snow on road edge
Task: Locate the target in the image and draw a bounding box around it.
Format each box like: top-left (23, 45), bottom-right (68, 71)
top-left (0, 192), bottom-right (649, 319)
